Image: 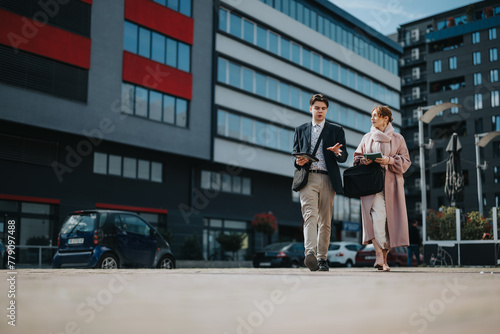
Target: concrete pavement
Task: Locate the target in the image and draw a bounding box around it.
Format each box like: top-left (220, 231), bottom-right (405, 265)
top-left (1, 267), bottom-right (499, 334)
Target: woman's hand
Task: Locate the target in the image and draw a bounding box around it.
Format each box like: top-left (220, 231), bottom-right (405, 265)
top-left (374, 155), bottom-right (391, 165)
top-left (361, 158), bottom-right (372, 165)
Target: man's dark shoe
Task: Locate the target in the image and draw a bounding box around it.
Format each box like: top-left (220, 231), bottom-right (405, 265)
top-left (304, 253), bottom-right (319, 271)
top-left (318, 259), bottom-right (329, 271)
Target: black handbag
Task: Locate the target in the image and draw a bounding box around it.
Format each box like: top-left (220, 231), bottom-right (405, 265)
top-left (292, 127), bottom-right (325, 192)
top-left (343, 163), bottom-right (384, 198)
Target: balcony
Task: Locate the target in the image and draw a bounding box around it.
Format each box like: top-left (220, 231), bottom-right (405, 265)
top-left (401, 76), bottom-right (426, 87)
top-left (401, 95), bottom-right (427, 107)
top-left (400, 56), bottom-right (426, 68)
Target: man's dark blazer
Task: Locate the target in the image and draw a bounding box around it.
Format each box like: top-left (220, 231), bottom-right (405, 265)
top-left (292, 121), bottom-right (348, 195)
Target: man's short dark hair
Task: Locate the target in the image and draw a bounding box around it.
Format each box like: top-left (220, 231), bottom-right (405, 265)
top-left (310, 94), bottom-right (329, 108)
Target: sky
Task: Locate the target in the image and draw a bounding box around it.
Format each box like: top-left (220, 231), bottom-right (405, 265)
top-left (330, 0), bottom-right (478, 36)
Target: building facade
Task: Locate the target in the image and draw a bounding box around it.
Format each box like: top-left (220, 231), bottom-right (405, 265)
top-left (0, 0), bottom-right (401, 266)
top-left (398, 0), bottom-right (500, 227)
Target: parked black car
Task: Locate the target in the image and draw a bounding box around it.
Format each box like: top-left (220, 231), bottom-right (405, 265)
top-left (253, 242), bottom-right (305, 268)
top-left (53, 210), bottom-right (175, 269)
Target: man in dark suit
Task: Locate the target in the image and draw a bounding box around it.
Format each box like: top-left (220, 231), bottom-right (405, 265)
top-left (293, 94), bottom-right (348, 271)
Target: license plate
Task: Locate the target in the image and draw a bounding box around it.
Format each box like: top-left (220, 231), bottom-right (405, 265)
top-left (68, 238), bottom-right (84, 245)
top-left (259, 262), bottom-right (271, 267)
top-left (365, 256), bottom-right (376, 260)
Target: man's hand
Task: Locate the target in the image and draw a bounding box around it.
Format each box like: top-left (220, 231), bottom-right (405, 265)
top-left (327, 143), bottom-right (343, 155)
top-left (296, 156), bottom-right (310, 166)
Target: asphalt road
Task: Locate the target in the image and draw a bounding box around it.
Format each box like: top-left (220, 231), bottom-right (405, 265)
top-left (1, 267), bottom-right (499, 334)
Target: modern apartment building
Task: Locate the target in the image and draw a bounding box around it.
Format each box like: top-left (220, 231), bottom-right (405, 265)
top-left (398, 0), bottom-right (500, 225)
top-left (0, 0), bottom-right (401, 266)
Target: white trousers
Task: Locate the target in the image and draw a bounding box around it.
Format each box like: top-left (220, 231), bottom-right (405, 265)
top-left (371, 190), bottom-right (390, 249)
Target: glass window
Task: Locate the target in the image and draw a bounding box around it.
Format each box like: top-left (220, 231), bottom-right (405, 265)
top-left (255, 73), bottom-right (266, 97)
top-left (151, 32), bottom-right (166, 64)
top-left (492, 91), bottom-right (500, 107)
top-left (221, 174), bottom-right (231, 192)
top-left (135, 86), bottom-right (148, 118)
top-left (280, 37), bottom-right (290, 60)
top-left (474, 72), bottom-right (482, 86)
top-left (94, 152), bottom-right (107, 174)
top-left (291, 42), bottom-right (300, 64)
top-left (491, 69), bottom-right (499, 82)
top-left (290, 86), bottom-right (300, 109)
top-left (489, 28), bottom-right (497, 40)
top-left (123, 157), bottom-right (137, 178)
top-left (301, 90), bottom-right (310, 110)
top-left (450, 97), bottom-right (459, 114)
top-left (490, 48), bottom-right (498, 62)
top-left (108, 155), bottom-right (122, 176)
top-left (163, 95), bottom-right (175, 124)
top-left (321, 57), bottom-right (330, 77)
top-left (266, 124), bottom-right (278, 149)
top-left (340, 66), bottom-right (347, 85)
top-left (151, 162), bottom-right (162, 183)
top-left (124, 21), bottom-right (138, 53)
top-left (201, 170), bottom-right (211, 189)
top-left (269, 32), bottom-right (278, 54)
top-left (179, 0), bottom-right (191, 17)
top-left (230, 13), bottom-right (242, 38)
top-left (241, 117), bottom-right (253, 142)
top-left (167, 0), bottom-right (178, 12)
top-left (257, 26), bottom-right (267, 49)
top-left (138, 160), bottom-right (150, 180)
top-left (219, 8), bottom-right (228, 31)
top-left (177, 43), bottom-right (190, 72)
top-left (218, 58), bottom-right (227, 83)
top-left (279, 82), bottom-right (289, 105)
top-left (312, 53), bottom-right (320, 72)
top-left (267, 78), bottom-right (278, 100)
top-left (449, 56), bottom-right (457, 70)
top-left (255, 121), bottom-right (266, 146)
top-left (120, 214), bottom-right (150, 237)
top-left (138, 27), bottom-right (151, 58)
top-left (242, 68), bottom-right (253, 92)
top-left (472, 31), bottom-right (480, 44)
top-left (434, 59), bottom-right (442, 73)
top-left (121, 83), bottom-right (134, 114)
top-left (348, 70), bottom-right (356, 89)
top-left (243, 20), bottom-right (254, 43)
top-left (176, 99), bottom-right (188, 127)
top-left (302, 49), bottom-right (310, 69)
top-left (475, 93), bottom-right (483, 110)
top-left (228, 113), bottom-right (240, 139)
top-left (228, 62), bottom-right (241, 88)
top-left (166, 39), bottom-right (177, 68)
top-left (331, 61), bottom-right (338, 81)
top-left (473, 51), bottom-right (481, 65)
top-left (242, 178), bottom-right (251, 195)
top-left (232, 176), bottom-right (242, 193)
top-left (217, 110), bottom-right (227, 136)
top-left (149, 91), bottom-right (162, 121)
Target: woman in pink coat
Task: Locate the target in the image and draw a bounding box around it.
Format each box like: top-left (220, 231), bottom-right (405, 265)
top-left (353, 106), bottom-right (411, 271)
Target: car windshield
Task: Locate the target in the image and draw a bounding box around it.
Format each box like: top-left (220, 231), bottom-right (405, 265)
top-left (60, 213), bottom-right (97, 234)
top-left (262, 242), bottom-right (290, 251)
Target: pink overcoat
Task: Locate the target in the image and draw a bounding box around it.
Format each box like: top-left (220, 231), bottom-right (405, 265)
top-left (353, 130), bottom-right (411, 248)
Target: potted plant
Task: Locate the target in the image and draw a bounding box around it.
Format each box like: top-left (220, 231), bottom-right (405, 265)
top-left (484, 7), bottom-right (493, 18)
top-left (251, 212), bottom-right (277, 235)
top-left (216, 232), bottom-right (246, 261)
top-left (447, 17), bottom-right (456, 27)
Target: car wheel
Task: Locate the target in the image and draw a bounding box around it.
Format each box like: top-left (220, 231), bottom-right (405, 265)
top-left (97, 253), bottom-right (119, 269)
top-left (291, 261), bottom-right (300, 268)
top-left (345, 260), bottom-right (353, 268)
top-left (157, 256), bottom-right (175, 269)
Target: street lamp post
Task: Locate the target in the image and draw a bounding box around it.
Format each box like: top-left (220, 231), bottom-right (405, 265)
top-left (417, 103), bottom-right (461, 243)
top-left (475, 131), bottom-right (500, 216)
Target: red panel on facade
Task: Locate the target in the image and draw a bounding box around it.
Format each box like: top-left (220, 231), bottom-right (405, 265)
top-left (0, 194), bottom-right (60, 205)
top-left (125, 0), bottom-right (193, 45)
top-left (122, 51), bottom-right (192, 100)
top-left (96, 203), bottom-right (168, 214)
top-left (79, 0), bottom-right (93, 4)
top-left (0, 9), bottom-right (91, 69)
